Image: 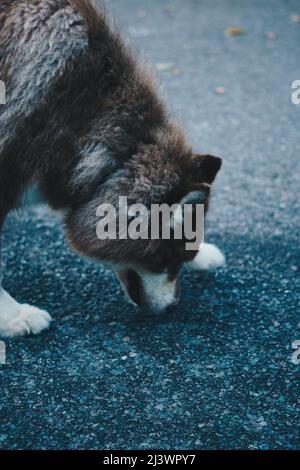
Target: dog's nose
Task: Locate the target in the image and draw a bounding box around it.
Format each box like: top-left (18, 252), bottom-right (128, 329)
top-left (163, 301), bottom-right (179, 315)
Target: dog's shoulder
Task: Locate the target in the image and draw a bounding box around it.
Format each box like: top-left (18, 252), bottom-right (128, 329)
top-left (1, 0), bottom-right (89, 88)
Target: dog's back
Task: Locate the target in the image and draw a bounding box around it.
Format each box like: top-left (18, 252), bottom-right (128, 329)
top-left (0, 0), bottom-right (167, 211)
top-left (0, 0), bottom-right (88, 165)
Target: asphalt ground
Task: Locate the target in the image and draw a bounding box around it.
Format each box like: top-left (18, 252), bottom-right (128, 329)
top-left (1, 0), bottom-right (300, 450)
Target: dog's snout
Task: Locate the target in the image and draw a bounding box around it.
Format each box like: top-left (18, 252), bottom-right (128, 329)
top-left (117, 268), bottom-right (179, 313)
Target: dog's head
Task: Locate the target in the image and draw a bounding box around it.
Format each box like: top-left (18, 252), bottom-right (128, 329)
top-left (67, 131), bottom-right (222, 313)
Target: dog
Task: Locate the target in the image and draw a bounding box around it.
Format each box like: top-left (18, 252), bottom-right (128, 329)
top-left (0, 0), bottom-right (225, 337)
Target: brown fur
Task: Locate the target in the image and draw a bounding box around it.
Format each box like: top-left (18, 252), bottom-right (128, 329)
top-left (0, 0), bottom-right (222, 310)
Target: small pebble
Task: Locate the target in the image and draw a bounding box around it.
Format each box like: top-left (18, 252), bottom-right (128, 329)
top-left (259, 420), bottom-right (268, 427)
top-left (129, 351), bottom-right (138, 358)
top-left (136, 9), bottom-right (146, 18)
top-left (225, 27), bottom-right (247, 36)
top-left (291, 14), bottom-right (300, 23)
top-left (164, 4), bottom-right (175, 15)
top-left (156, 62), bottom-right (175, 72)
top-left (265, 31), bottom-right (278, 40)
top-left (121, 355), bottom-right (127, 361)
top-left (215, 86), bottom-right (226, 95)
top-left (172, 67), bottom-right (183, 76)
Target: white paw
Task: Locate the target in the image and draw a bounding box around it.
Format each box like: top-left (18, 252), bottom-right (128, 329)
top-left (188, 243), bottom-right (225, 271)
top-left (2, 305), bottom-right (52, 337)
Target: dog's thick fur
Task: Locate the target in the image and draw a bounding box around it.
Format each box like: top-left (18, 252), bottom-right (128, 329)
top-left (0, 0), bottom-right (224, 336)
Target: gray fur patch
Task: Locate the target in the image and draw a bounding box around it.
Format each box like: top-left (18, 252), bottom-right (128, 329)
top-left (72, 143), bottom-right (112, 187)
top-left (0, 1), bottom-right (89, 151)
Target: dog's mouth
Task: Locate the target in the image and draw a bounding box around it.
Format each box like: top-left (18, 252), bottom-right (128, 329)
top-left (116, 269), bottom-right (144, 306)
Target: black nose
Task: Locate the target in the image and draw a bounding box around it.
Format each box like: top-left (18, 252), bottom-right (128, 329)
top-left (164, 301), bottom-right (179, 315)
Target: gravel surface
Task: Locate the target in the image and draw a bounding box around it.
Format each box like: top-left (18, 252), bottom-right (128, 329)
top-left (1, 0), bottom-right (300, 450)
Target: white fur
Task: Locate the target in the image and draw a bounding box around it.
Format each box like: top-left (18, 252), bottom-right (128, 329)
top-left (0, 288), bottom-right (51, 338)
top-left (188, 243), bottom-right (225, 271)
top-left (138, 271), bottom-right (177, 312)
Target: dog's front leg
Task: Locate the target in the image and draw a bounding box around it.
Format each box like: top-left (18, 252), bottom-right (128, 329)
top-left (188, 243), bottom-right (225, 271)
top-left (0, 232), bottom-right (52, 338)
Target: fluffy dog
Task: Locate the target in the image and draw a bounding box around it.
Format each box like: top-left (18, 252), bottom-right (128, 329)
top-left (0, 0), bottom-right (224, 337)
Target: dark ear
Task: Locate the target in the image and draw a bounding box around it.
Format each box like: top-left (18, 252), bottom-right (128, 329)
top-left (171, 184), bottom-right (211, 229)
top-left (192, 154), bottom-right (222, 184)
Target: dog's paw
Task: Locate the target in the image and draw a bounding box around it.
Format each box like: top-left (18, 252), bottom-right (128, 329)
top-left (188, 243), bottom-right (225, 271)
top-left (2, 305), bottom-right (52, 337)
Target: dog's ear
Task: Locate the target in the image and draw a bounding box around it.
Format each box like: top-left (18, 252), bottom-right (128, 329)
top-left (191, 154), bottom-right (222, 184)
top-left (171, 184), bottom-right (211, 228)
